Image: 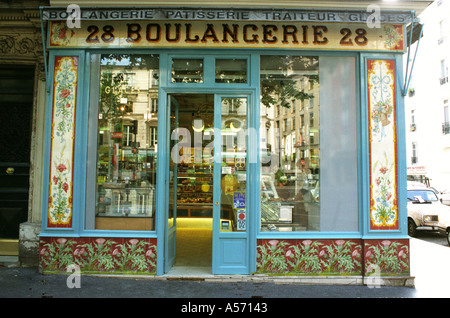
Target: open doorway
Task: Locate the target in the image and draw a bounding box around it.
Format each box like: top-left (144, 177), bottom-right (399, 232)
top-left (168, 94), bottom-right (215, 272)
top-left (0, 65), bottom-right (34, 256)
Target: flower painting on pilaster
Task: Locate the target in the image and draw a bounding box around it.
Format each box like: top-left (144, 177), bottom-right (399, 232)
top-left (367, 59), bottom-right (398, 230)
top-left (47, 56), bottom-right (78, 228)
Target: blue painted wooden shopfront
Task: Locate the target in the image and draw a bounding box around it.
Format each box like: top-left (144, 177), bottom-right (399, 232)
top-left (38, 7), bottom-right (416, 279)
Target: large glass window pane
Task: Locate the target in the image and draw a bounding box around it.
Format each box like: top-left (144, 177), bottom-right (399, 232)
top-left (260, 55), bottom-right (358, 232)
top-left (319, 56), bottom-right (358, 232)
top-left (91, 54), bottom-right (159, 231)
top-left (215, 59), bottom-right (247, 83)
top-left (171, 58), bottom-right (203, 83)
top-left (260, 55), bottom-right (320, 232)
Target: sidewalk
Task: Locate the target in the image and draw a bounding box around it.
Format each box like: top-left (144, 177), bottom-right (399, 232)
top-left (410, 237), bottom-right (450, 297)
top-left (0, 238), bottom-right (449, 298)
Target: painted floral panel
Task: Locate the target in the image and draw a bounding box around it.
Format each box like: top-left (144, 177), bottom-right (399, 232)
top-left (49, 22), bottom-right (75, 47)
top-left (47, 56), bottom-right (78, 228)
top-left (256, 239), bottom-right (409, 276)
top-left (383, 25), bottom-right (404, 51)
top-left (367, 59), bottom-right (399, 230)
top-left (257, 239), bottom-right (363, 275)
top-left (39, 237), bottom-right (157, 274)
top-left (364, 239), bottom-right (409, 276)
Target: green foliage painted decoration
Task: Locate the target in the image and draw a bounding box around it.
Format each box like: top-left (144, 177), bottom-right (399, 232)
top-left (257, 239), bottom-right (409, 276)
top-left (39, 237), bottom-right (157, 275)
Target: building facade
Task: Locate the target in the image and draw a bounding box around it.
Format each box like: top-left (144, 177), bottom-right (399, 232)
top-left (0, 0), bottom-right (49, 265)
top-left (8, 0), bottom-right (431, 283)
top-left (404, 0), bottom-right (450, 193)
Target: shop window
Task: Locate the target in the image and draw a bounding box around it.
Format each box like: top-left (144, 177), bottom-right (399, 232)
top-left (86, 54), bottom-right (159, 231)
top-left (171, 58), bottom-right (203, 83)
top-left (260, 55), bottom-right (358, 232)
top-left (215, 59), bottom-right (247, 83)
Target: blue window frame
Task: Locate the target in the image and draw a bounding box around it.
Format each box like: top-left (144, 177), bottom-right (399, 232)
top-left (40, 49), bottom-right (407, 244)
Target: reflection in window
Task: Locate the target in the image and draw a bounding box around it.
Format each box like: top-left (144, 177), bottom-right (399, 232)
top-left (171, 58), bottom-right (203, 83)
top-left (260, 55), bottom-right (320, 232)
top-left (215, 59), bottom-right (247, 83)
top-left (94, 54), bottom-right (159, 231)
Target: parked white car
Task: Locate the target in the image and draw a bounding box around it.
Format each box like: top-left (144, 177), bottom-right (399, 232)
top-left (407, 182), bottom-right (440, 237)
top-left (438, 189), bottom-right (450, 206)
top-left (425, 185), bottom-right (450, 206)
top-left (437, 204), bottom-right (450, 246)
top-left (407, 181), bottom-right (450, 245)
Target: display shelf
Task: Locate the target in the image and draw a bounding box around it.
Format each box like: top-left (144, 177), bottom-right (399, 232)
top-left (176, 171), bottom-right (213, 205)
top-left (97, 185), bottom-right (155, 217)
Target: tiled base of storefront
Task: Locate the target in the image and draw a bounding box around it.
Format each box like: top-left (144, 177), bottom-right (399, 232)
top-left (74, 271), bottom-right (414, 287)
top-left (256, 238), bottom-right (411, 277)
top-left (38, 237), bottom-right (411, 284)
top-left (39, 237), bottom-right (158, 274)
top-left (188, 276), bottom-right (414, 287)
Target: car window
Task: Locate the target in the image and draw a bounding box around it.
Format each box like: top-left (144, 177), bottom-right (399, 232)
top-left (407, 190), bottom-right (438, 202)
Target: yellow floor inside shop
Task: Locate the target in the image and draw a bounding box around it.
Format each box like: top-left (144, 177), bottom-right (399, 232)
top-left (175, 218), bottom-right (212, 267)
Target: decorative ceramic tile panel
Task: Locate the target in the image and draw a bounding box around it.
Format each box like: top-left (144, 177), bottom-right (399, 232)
top-left (363, 239), bottom-right (409, 276)
top-left (257, 239), bottom-right (363, 275)
top-left (47, 56), bottom-right (78, 228)
top-left (256, 238), bottom-right (409, 276)
top-left (39, 237), bottom-right (157, 274)
top-left (367, 59), bottom-right (399, 230)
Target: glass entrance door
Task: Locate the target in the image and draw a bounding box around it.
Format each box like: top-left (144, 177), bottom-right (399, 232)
top-left (212, 95), bottom-right (250, 274)
top-left (165, 94), bottom-right (215, 273)
top-left (164, 93), bottom-right (251, 275)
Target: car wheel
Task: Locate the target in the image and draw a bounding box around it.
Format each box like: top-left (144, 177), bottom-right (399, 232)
top-left (408, 219), bottom-right (417, 237)
top-left (447, 230), bottom-right (450, 246)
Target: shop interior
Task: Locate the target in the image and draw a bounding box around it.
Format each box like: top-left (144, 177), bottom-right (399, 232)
top-left (169, 94), bottom-right (215, 268)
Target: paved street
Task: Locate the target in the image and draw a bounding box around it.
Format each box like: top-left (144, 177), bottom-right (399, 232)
top-left (414, 231), bottom-right (448, 248)
top-left (0, 266), bottom-right (419, 298)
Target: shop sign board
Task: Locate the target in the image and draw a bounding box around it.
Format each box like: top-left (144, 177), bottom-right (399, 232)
top-left (42, 7), bottom-right (413, 24)
top-left (110, 132), bottom-right (122, 139)
top-left (407, 165), bottom-right (427, 175)
top-left (47, 19), bottom-right (405, 52)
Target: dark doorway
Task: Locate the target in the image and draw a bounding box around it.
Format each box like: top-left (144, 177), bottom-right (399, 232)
top-left (0, 65), bottom-right (34, 255)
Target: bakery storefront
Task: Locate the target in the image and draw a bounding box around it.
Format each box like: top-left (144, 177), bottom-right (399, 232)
top-left (39, 7), bottom-right (412, 281)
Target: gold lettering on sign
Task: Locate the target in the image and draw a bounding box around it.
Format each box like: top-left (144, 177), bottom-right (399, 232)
top-left (49, 20), bottom-right (404, 52)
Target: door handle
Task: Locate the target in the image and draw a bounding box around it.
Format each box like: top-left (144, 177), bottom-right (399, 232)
top-left (215, 201), bottom-right (219, 206)
top-left (6, 167), bottom-right (14, 175)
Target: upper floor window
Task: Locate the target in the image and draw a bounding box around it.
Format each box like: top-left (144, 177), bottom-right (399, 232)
top-left (440, 59), bottom-right (448, 85)
top-left (443, 100), bottom-right (450, 135)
